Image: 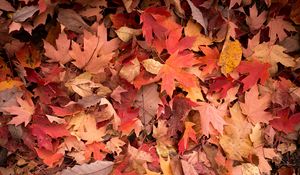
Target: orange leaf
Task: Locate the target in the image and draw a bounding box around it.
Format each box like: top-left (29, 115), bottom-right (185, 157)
top-left (35, 148), bottom-right (63, 167)
top-left (178, 121), bottom-right (197, 154)
top-left (157, 52), bottom-right (199, 96)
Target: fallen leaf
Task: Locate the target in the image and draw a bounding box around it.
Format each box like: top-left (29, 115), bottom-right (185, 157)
top-left (35, 148), bottom-right (63, 167)
top-left (115, 26), bottom-right (142, 42)
top-left (252, 43), bottom-right (296, 74)
top-left (142, 59), bottom-right (163, 75)
top-left (186, 0), bottom-right (207, 34)
top-left (178, 122), bottom-right (197, 154)
top-left (68, 113), bottom-right (106, 144)
top-left (0, 0), bottom-right (15, 12)
top-left (220, 103), bottom-right (252, 161)
top-left (219, 39), bottom-right (242, 75)
top-left (236, 60), bottom-right (270, 91)
top-left (267, 16), bottom-right (296, 43)
top-left (12, 6), bottom-right (39, 22)
top-left (194, 102), bottom-right (226, 136)
top-left (44, 32), bottom-right (72, 64)
top-left (240, 84), bottom-right (273, 124)
top-left (61, 160), bottom-right (114, 175)
top-left (119, 58), bottom-right (140, 82)
top-left (2, 96), bottom-right (34, 126)
top-left (184, 20), bottom-right (213, 51)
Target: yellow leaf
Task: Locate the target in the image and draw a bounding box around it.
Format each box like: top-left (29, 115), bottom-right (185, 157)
top-left (218, 39), bottom-right (242, 75)
top-left (0, 80), bottom-right (23, 92)
top-left (159, 156), bottom-right (173, 175)
top-left (185, 86), bottom-right (204, 101)
top-left (184, 20), bottom-right (213, 51)
top-left (250, 123), bottom-right (263, 148)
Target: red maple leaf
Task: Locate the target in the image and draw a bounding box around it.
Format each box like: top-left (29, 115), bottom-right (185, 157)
top-left (209, 76), bottom-right (234, 98)
top-left (140, 7), bottom-right (170, 44)
top-left (236, 60), bottom-right (270, 91)
top-left (270, 109), bottom-right (300, 134)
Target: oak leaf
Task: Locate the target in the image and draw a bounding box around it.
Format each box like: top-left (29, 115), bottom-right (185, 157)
top-left (240, 84), bottom-right (273, 124)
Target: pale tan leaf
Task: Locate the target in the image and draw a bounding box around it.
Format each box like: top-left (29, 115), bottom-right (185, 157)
top-left (142, 59), bottom-right (163, 75)
top-left (61, 160), bottom-right (114, 175)
top-left (119, 58), bottom-right (140, 82)
top-left (116, 26), bottom-right (142, 42)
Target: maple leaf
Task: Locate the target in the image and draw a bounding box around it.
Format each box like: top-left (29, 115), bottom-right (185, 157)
top-left (43, 32), bottom-right (72, 64)
top-left (178, 121), bottom-right (197, 154)
top-left (193, 102), bottom-right (226, 136)
top-left (69, 23), bottom-right (120, 74)
top-left (85, 142), bottom-right (108, 161)
top-left (31, 123), bottom-right (70, 138)
top-left (267, 16), bottom-right (296, 43)
top-left (157, 52), bottom-right (199, 96)
top-left (236, 60), bottom-right (270, 92)
top-left (106, 137), bottom-right (126, 155)
top-left (16, 44), bottom-right (41, 68)
top-left (35, 147), bottom-right (64, 167)
top-left (246, 4), bottom-right (267, 31)
top-left (134, 83), bottom-right (162, 131)
top-left (2, 96), bottom-right (34, 126)
top-left (252, 43), bottom-right (296, 74)
top-left (184, 20), bottom-right (213, 52)
top-left (197, 46), bottom-right (219, 76)
top-left (220, 103), bottom-right (253, 161)
top-left (239, 84), bottom-right (273, 124)
top-left (270, 110), bottom-right (300, 134)
top-left (209, 76), bottom-right (234, 98)
top-left (229, 0), bottom-right (242, 8)
top-left (68, 113), bottom-right (106, 144)
top-left (140, 7), bottom-right (170, 44)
